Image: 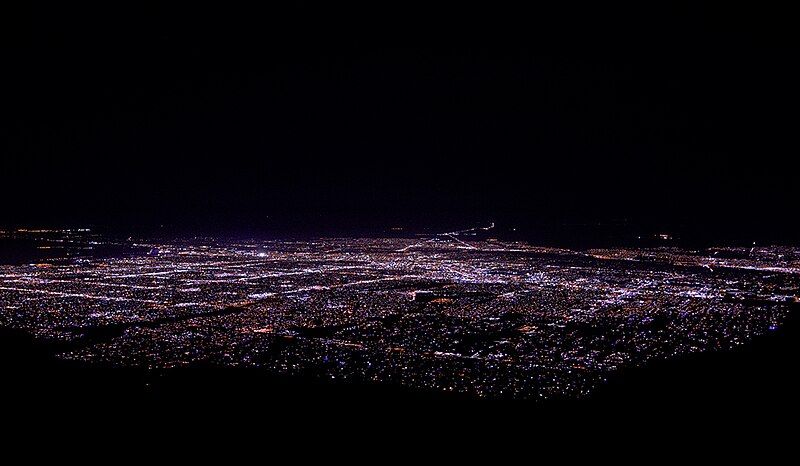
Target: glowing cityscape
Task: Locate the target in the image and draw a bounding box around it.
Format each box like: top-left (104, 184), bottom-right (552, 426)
top-left (1, 228), bottom-right (797, 399)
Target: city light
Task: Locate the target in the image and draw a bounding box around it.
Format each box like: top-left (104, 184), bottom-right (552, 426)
top-left (1, 228), bottom-right (797, 399)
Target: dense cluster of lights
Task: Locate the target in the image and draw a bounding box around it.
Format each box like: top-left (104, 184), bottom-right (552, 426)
top-left (1, 231), bottom-right (798, 399)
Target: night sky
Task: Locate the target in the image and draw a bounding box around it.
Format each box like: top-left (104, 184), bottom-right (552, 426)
top-left (3, 4), bottom-right (797, 240)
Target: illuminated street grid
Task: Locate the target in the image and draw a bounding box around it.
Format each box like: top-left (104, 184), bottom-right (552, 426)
top-left (1, 233), bottom-right (798, 399)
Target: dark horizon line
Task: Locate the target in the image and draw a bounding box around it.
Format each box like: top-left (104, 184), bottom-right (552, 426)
top-left (2, 219), bottom-right (796, 248)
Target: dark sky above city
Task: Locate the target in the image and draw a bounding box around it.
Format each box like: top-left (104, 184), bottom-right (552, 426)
top-left (3, 4), bottom-right (797, 240)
